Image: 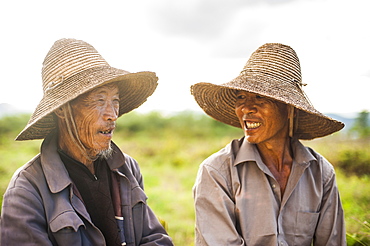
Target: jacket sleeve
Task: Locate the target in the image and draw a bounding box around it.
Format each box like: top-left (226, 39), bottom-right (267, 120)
top-left (124, 155), bottom-right (174, 246)
top-left (193, 161), bottom-right (245, 246)
top-left (1, 185), bottom-right (52, 246)
top-left (313, 157), bottom-right (346, 246)
top-left (138, 205), bottom-right (174, 246)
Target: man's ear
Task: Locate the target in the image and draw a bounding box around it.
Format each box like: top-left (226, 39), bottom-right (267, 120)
top-left (54, 106), bottom-right (66, 119)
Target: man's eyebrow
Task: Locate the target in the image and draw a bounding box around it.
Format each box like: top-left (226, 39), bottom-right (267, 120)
top-left (95, 90), bottom-right (109, 94)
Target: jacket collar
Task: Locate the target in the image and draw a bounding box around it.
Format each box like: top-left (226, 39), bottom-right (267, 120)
top-left (41, 132), bottom-right (126, 193)
top-left (106, 142), bottom-right (126, 170)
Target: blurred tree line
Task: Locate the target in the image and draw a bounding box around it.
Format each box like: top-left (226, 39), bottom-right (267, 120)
top-left (114, 110), bottom-right (241, 140)
top-left (0, 110), bottom-right (369, 177)
top-left (1, 110), bottom-right (368, 142)
top-left (350, 110), bottom-right (370, 138)
top-left (337, 110), bottom-right (370, 177)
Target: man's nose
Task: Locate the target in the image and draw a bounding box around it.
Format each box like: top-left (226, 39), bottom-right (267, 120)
top-left (104, 102), bottom-right (118, 121)
top-left (241, 100), bottom-right (257, 115)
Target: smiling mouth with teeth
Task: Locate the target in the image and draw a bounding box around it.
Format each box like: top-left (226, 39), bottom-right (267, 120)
top-left (245, 122), bottom-right (262, 129)
top-left (99, 129), bottom-right (113, 134)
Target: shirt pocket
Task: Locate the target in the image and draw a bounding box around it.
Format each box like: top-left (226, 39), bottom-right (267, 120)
top-left (49, 210), bottom-right (85, 245)
top-left (294, 211), bottom-right (320, 245)
top-left (131, 186), bottom-right (148, 207)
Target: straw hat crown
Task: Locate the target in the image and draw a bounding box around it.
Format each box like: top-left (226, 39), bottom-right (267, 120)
top-left (191, 43), bottom-right (344, 140)
top-left (16, 38), bottom-right (158, 141)
top-left (242, 42), bottom-right (302, 86)
top-left (42, 38), bottom-right (108, 94)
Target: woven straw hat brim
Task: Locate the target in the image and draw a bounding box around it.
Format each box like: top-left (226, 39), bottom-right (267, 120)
top-left (16, 66), bottom-right (157, 141)
top-left (191, 75), bottom-right (344, 140)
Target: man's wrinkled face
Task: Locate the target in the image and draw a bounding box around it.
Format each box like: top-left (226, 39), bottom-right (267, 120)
top-left (70, 84), bottom-right (119, 156)
top-left (235, 90), bottom-right (289, 145)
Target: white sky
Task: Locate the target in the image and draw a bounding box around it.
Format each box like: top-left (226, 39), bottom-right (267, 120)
top-left (1, 0), bottom-right (369, 116)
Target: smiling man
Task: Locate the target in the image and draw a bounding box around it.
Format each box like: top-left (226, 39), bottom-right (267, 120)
top-left (0, 38), bottom-right (173, 246)
top-left (191, 43), bottom-right (346, 246)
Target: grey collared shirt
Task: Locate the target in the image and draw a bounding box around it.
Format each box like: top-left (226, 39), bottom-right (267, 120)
top-left (193, 138), bottom-right (346, 246)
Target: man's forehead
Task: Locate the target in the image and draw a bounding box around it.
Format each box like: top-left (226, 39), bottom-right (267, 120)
top-left (92, 83), bottom-right (118, 92)
top-left (73, 84), bottom-right (119, 103)
top-left (235, 90), bottom-right (261, 97)
top-left (236, 90), bottom-right (255, 95)
top-left (84, 83), bottom-right (119, 96)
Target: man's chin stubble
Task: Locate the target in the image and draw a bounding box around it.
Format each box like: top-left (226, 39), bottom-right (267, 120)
top-left (97, 145), bottom-right (113, 160)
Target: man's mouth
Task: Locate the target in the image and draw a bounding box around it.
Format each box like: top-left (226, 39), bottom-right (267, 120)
top-left (99, 128), bottom-right (114, 135)
top-left (99, 130), bottom-right (112, 134)
top-left (244, 121), bottom-right (262, 129)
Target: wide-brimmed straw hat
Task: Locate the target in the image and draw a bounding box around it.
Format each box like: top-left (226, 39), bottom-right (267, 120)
top-left (191, 43), bottom-right (344, 140)
top-left (16, 38), bottom-right (158, 141)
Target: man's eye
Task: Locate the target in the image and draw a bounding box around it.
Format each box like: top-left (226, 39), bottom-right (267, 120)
top-left (236, 95), bottom-right (245, 100)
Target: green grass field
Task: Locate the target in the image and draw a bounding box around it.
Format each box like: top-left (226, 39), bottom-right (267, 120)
top-left (0, 111), bottom-right (369, 245)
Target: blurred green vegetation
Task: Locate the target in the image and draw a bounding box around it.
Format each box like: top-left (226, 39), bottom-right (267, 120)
top-left (350, 110), bottom-right (370, 139)
top-left (0, 111), bottom-right (369, 245)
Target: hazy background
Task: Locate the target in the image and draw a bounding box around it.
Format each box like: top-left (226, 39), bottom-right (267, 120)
top-left (1, 2), bottom-right (370, 244)
top-left (1, 0), bottom-right (369, 117)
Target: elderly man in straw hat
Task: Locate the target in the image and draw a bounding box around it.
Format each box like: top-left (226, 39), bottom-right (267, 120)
top-left (191, 43), bottom-right (346, 245)
top-left (0, 38), bottom-right (173, 246)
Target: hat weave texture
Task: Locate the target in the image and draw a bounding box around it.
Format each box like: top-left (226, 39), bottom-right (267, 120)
top-left (16, 38), bottom-right (158, 140)
top-left (191, 43), bottom-right (344, 140)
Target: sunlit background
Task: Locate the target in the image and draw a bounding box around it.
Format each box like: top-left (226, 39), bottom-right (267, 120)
top-left (1, 0), bottom-right (369, 117)
top-left (1, 2), bottom-right (370, 245)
